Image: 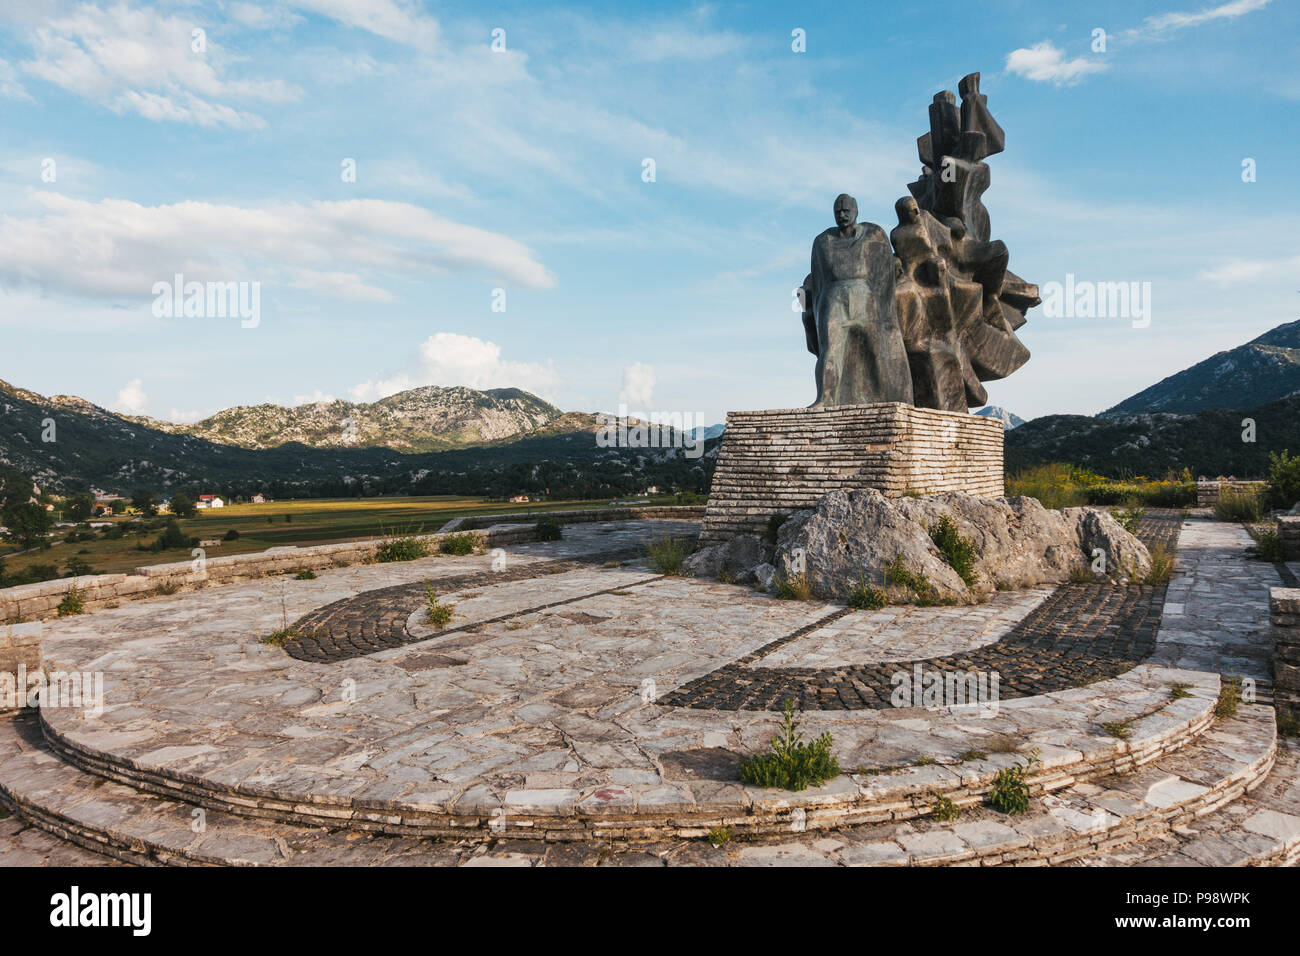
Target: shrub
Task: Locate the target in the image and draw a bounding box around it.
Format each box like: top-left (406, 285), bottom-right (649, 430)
top-left (63, 556), bottom-right (95, 577)
top-left (424, 581), bottom-right (455, 628)
top-left (738, 700), bottom-right (840, 791)
top-left (1005, 463), bottom-right (1088, 509)
top-left (930, 795), bottom-right (961, 822)
top-left (223, 529), bottom-right (240, 541)
top-left (149, 519), bottom-right (196, 552)
top-left (986, 753), bottom-right (1038, 815)
top-left (846, 572), bottom-right (886, 610)
top-left (883, 554), bottom-right (938, 602)
top-left (707, 826), bottom-right (732, 847)
top-left (646, 535), bottom-right (690, 574)
top-left (293, 569), bottom-right (317, 580)
top-left (375, 534), bottom-right (430, 563)
top-left (1252, 528), bottom-right (1283, 563)
top-left (929, 514), bottom-right (977, 587)
top-left (1113, 506), bottom-right (1145, 535)
top-left (1214, 487), bottom-right (1263, 522)
top-left (535, 517), bottom-right (563, 541)
top-left (1278, 713), bottom-right (1300, 738)
top-left (774, 570), bottom-right (814, 601)
top-left (56, 585), bottom-right (85, 617)
top-left (1267, 449), bottom-right (1300, 510)
top-left (439, 532), bottom-right (476, 555)
top-left (1169, 682), bottom-right (1193, 700)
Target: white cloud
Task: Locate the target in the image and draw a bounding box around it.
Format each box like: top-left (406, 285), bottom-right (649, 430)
top-left (0, 192), bottom-right (556, 305)
top-left (350, 333), bottom-right (561, 402)
top-left (619, 362), bottom-right (655, 407)
top-left (115, 378), bottom-right (147, 414)
top-left (626, 28), bottom-right (747, 62)
top-left (1005, 42), bottom-right (1109, 86)
top-left (1129, 0), bottom-right (1271, 36)
top-left (228, 3), bottom-right (304, 31)
top-left (19, 2), bottom-right (300, 128)
top-left (285, 0), bottom-right (439, 46)
top-left (1197, 254), bottom-right (1300, 284)
top-left (291, 389), bottom-right (337, 406)
top-left (0, 58), bottom-right (30, 101)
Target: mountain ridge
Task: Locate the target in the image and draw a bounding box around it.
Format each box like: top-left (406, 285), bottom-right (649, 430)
top-left (1101, 319), bottom-right (1300, 417)
top-left (125, 384), bottom-right (563, 452)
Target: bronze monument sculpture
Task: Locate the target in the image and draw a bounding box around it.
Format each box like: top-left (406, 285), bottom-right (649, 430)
top-left (800, 72), bottom-right (1037, 411)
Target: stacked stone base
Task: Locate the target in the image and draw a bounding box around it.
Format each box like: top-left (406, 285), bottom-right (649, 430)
top-left (700, 403), bottom-right (1003, 543)
top-left (1273, 587), bottom-right (1300, 722)
top-left (1278, 516), bottom-right (1300, 561)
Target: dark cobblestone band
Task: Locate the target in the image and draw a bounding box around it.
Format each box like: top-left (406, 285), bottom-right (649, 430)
top-left (658, 582), bottom-right (1166, 711)
top-left (659, 510), bottom-right (1185, 711)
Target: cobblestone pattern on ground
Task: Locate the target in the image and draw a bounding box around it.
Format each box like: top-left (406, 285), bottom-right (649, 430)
top-left (286, 547), bottom-right (656, 662)
top-left (659, 512), bottom-right (1184, 711)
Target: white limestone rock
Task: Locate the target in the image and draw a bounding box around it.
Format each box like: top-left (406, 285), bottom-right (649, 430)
top-left (767, 489), bottom-right (1153, 603)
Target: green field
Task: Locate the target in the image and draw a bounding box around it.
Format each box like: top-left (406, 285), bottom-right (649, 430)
top-left (0, 495), bottom-right (676, 577)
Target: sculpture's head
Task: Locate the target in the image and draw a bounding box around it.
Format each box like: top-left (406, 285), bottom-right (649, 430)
top-left (895, 196), bottom-right (921, 225)
top-left (833, 194), bottom-right (858, 229)
top-left (943, 216), bottom-right (966, 241)
top-left (893, 256), bottom-right (904, 280)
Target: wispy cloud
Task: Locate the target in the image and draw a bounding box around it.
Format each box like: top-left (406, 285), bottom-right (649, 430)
top-left (1005, 42), bottom-right (1109, 86)
top-left (1126, 0), bottom-right (1272, 37)
top-left (0, 193), bottom-right (556, 304)
top-left (19, 1), bottom-right (300, 128)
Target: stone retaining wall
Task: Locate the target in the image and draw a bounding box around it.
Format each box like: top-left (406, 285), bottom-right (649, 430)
top-left (700, 403), bottom-right (1003, 543)
top-left (441, 505), bottom-right (704, 532)
top-left (0, 623), bottom-right (41, 714)
top-left (1196, 479), bottom-right (1268, 508)
top-left (1278, 516), bottom-right (1300, 561)
top-left (1273, 587), bottom-right (1300, 722)
top-left (0, 506), bottom-right (703, 624)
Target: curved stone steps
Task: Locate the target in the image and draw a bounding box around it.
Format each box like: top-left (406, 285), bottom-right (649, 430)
top-left (37, 673), bottom-right (1220, 841)
top-left (0, 713), bottom-right (466, 866)
top-left (1, 704), bottom-right (1283, 868)
top-left (1064, 739), bottom-right (1300, 867)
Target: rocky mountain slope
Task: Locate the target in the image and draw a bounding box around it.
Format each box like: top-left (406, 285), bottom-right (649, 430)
top-left (0, 378), bottom-right (715, 498)
top-left (974, 405), bottom-right (1024, 429)
top-left (1006, 392), bottom-right (1300, 477)
top-left (129, 385), bottom-right (562, 452)
top-left (1101, 319), bottom-right (1300, 417)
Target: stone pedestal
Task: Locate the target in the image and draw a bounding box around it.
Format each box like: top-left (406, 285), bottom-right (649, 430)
top-left (699, 402), bottom-right (1004, 544)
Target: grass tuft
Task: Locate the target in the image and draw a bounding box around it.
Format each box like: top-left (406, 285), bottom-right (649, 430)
top-left (738, 700), bottom-right (840, 792)
top-left (646, 535), bottom-right (691, 574)
top-left (1215, 676), bottom-right (1241, 719)
top-left (929, 514), bottom-right (977, 588)
top-left (424, 581), bottom-right (455, 628)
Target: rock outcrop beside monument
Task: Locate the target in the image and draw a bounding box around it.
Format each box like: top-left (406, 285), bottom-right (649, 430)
top-left (686, 489), bottom-right (1153, 604)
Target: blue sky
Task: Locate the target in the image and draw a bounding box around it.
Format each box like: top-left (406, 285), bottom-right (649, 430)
top-left (0, 0), bottom-right (1296, 426)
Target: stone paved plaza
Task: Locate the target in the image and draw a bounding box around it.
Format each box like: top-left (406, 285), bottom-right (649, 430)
top-left (1, 513), bottom-right (1298, 866)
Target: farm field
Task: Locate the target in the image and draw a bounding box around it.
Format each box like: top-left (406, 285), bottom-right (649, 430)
top-left (0, 495), bottom-right (676, 577)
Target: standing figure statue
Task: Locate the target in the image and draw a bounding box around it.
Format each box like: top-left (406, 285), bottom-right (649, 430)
top-left (796, 72), bottom-right (1037, 411)
top-left (804, 194), bottom-right (912, 406)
